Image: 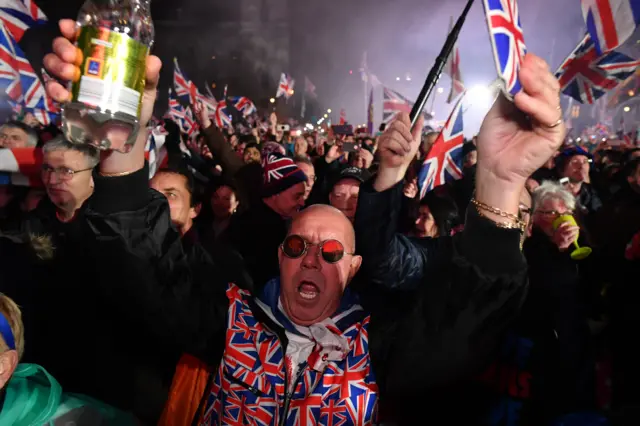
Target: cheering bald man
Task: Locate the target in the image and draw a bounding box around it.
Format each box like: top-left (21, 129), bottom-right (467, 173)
top-left (43, 19), bottom-right (564, 424)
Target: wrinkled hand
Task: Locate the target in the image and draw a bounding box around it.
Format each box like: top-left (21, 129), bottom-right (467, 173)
top-left (373, 113), bottom-right (424, 192)
top-left (477, 54), bottom-right (565, 187)
top-left (325, 144), bottom-right (344, 164)
top-left (552, 222), bottom-right (580, 251)
top-left (194, 101), bottom-right (212, 129)
top-left (44, 19), bottom-right (162, 130)
top-left (475, 53), bottom-right (565, 219)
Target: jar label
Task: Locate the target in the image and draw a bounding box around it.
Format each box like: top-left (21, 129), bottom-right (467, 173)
top-left (71, 26), bottom-right (148, 119)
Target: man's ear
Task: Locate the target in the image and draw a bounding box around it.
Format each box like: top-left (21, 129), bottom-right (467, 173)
top-left (346, 255), bottom-right (362, 285)
top-left (191, 202), bottom-right (202, 219)
top-left (0, 350), bottom-right (18, 390)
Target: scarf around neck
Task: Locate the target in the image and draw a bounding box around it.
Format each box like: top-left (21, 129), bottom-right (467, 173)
top-left (255, 278), bottom-right (365, 392)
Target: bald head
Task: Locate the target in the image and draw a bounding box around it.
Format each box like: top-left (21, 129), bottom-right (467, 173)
top-left (291, 204), bottom-right (356, 251)
top-left (280, 204), bottom-right (362, 326)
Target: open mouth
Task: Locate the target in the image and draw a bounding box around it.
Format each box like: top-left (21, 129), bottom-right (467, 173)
top-left (298, 280), bottom-right (320, 300)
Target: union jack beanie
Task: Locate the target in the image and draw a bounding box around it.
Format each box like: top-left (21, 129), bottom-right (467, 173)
top-left (262, 152), bottom-right (308, 198)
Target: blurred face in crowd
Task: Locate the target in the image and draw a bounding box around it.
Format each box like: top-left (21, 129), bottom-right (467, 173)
top-left (562, 155), bottom-right (590, 183)
top-left (42, 149), bottom-right (94, 215)
top-left (294, 137), bottom-right (308, 156)
top-left (628, 162), bottom-right (640, 193)
top-left (306, 136), bottom-right (315, 149)
top-left (279, 205), bottom-right (362, 326)
top-left (211, 185), bottom-right (239, 220)
top-left (0, 126), bottom-right (30, 149)
top-left (296, 162), bottom-right (316, 200)
top-left (150, 172), bottom-right (197, 235)
top-left (0, 186), bottom-right (13, 209)
top-left (229, 134), bottom-right (239, 148)
top-left (464, 151), bottom-right (478, 169)
top-left (266, 182), bottom-right (307, 219)
top-left (243, 146), bottom-right (261, 164)
top-left (533, 197), bottom-right (572, 238)
top-left (415, 205), bottom-right (438, 238)
top-left (21, 188), bottom-right (45, 212)
top-left (329, 178), bottom-right (361, 223)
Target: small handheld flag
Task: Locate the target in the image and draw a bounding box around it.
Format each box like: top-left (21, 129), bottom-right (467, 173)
top-left (418, 94), bottom-right (466, 199)
top-left (481, 0), bottom-right (527, 100)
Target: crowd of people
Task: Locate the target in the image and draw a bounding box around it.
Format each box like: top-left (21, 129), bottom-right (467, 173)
top-left (0, 18), bottom-right (639, 426)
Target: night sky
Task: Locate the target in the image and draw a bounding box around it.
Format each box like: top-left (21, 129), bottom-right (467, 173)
top-left (13, 0), bottom-right (640, 134)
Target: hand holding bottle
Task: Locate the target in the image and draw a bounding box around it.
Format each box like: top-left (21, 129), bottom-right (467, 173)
top-left (44, 20), bottom-right (162, 131)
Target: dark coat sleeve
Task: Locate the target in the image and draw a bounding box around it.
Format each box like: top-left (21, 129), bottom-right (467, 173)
top-left (83, 165), bottom-right (228, 361)
top-left (355, 181), bottom-right (528, 419)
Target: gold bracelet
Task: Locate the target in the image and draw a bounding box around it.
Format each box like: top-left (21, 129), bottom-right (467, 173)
top-left (99, 170), bottom-right (136, 177)
top-left (471, 199), bottom-right (526, 233)
top-left (470, 198), bottom-right (520, 222)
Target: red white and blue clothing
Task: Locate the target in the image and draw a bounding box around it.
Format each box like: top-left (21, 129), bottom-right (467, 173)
top-left (200, 278), bottom-right (378, 425)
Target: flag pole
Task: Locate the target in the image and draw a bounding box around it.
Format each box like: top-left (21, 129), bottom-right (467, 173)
top-left (409, 0), bottom-right (474, 129)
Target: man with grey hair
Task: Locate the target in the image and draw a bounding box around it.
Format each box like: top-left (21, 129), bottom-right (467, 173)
top-left (41, 137), bottom-right (99, 221)
top-left (0, 121), bottom-right (38, 148)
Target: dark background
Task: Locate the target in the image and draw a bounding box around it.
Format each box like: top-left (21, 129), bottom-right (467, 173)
top-left (12, 0), bottom-right (640, 133)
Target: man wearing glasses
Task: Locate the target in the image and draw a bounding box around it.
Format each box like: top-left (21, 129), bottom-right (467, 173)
top-left (40, 137), bottom-right (98, 222)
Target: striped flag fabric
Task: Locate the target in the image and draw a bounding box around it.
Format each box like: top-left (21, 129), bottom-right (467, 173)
top-left (582, 0), bottom-right (640, 55)
top-left (555, 33), bottom-right (640, 104)
top-left (382, 87), bottom-right (432, 124)
top-left (482, 0), bottom-right (527, 99)
top-left (214, 98), bottom-right (232, 129)
top-left (304, 77), bottom-right (317, 99)
top-left (445, 16), bottom-right (465, 103)
top-left (417, 94), bottom-right (465, 199)
top-left (229, 96), bottom-right (257, 117)
top-left (0, 20), bottom-right (21, 101)
top-left (0, 0), bottom-right (47, 42)
top-left (173, 58), bottom-right (200, 106)
top-left (276, 73), bottom-right (295, 99)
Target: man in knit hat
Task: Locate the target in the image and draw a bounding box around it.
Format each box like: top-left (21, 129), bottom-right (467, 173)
top-left (226, 152), bottom-right (308, 289)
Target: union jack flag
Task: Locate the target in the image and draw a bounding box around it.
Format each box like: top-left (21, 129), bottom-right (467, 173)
top-left (166, 88), bottom-right (184, 120)
top-left (418, 94), bottom-right (465, 198)
top-left (14, 42), bottom-right (50, 110)
top-left (0, 0), bottom-right (47, 42)
top-left (382, 87), bottom-right (431, 124)
top-left (582, 0), bottom-right (640, 55)
top-left (198, 86), bottom-right (218, 118)
top-left (173, 57), bottom-right (201, 105)
top-left (229, 96), bottom-right (257, 117)
top-left (214, 98), bottom-right (232, 129)
top-left (482, 0), bottom-right (527, 99)
top-left (276, 73), bottom-right (294, 99)
top-left (0, 21), bottom-right (20, 100)
top-left (182, 105), bottom-right (199, 138)
top-left (445, 16), bottom-right (465, 103)
top-left (555, 33), bottom-right (640, 104)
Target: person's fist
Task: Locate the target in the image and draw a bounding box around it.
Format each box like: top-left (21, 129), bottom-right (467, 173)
top-left (552, 222), bottom-right (580, 251)
top-left (403, 178), bottom-right (418, 199)
top-left (43, 19), bottom-right (161, 129)
top-left (377, 113), bottom-right (423, 172)
top-left (194, 101), bottom-right (212, 129)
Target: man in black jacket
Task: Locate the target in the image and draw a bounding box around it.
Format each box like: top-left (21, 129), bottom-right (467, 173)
top-left (43, 19), bottom-right (564, 424)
